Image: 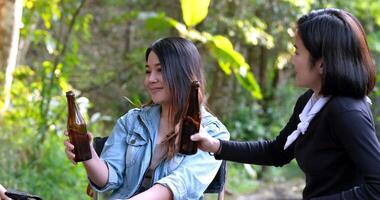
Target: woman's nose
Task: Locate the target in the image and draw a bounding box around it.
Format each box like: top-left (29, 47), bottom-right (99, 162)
top-left (148, 72), bottom-right (158, 83)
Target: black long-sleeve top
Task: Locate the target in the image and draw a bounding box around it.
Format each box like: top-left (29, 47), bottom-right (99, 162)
top-left (216, 90), bottom-right (380, 199)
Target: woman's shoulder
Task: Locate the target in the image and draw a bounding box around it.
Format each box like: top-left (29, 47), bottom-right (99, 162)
top-left (201, 108), bottom-right (221, 125)
top-left (117, 105), bottom-right (156, 123)
top-left (201, 108), bottom-right (230, 139)
top-left (326, 95), bottom-right (370, 114)
top-left (119, 107), bottom-right (141, 119)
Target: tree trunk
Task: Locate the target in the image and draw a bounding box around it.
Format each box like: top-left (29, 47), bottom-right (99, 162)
top-left (0, 0), bottom-right (13, 71)
top-left (0, 0), bottom-right (23, 117)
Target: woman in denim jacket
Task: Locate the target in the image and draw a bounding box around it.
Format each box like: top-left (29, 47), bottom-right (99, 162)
top-left (64, 37), bottom-right (230, 200)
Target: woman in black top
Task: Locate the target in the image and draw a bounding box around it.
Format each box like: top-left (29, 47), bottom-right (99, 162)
top-left (192, 8), bottom-right (380, 200)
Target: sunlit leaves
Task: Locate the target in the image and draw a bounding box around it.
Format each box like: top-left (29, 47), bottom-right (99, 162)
top-left (57, 76), bottom-right (71, 93)
top-left (276, 54), bottom-right (292, 70)
top-left (13, 65), bottom-right (34, 79)
top-left (146, 15), bottom-right (263, 99)
top-left (284, 0), bottom-right (314, 14)
top-left (45, 35), bottom-right (57, 54)
top-left (24, 0), bottom-right (35, 9)
top-left (180, 0), bottom-right (210, 27)
top-left (81, 14), bottom-right (94, 41)
top-left (368, 33), bottom-right (380, 53)
top-left (208, 36), bottom-right (234, 74)
top-left (37, 0), bottom-right (61, 29)
top-left (165, 16), bottom-right (188, 34)
top-left (236, 20), bottom-right (274, 49)
top-left (208, 35), bottom-right (262, 99)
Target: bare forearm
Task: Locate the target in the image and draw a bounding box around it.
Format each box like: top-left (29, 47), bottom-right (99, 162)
top-left (129, 184), bottom-right (173, 200)
top-left (83, 148), bottom-right (109, 188)
top-left (0, 184), bottom-right (11, 200)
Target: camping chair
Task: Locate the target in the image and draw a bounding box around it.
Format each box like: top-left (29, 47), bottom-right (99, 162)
top-left (5, 189), bottom-right (43, 200)
top-left (89, 136), bottom-right (226, 200)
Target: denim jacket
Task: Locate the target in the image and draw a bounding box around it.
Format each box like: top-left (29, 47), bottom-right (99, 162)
top-left (91, 104), bottom-right (230, 200)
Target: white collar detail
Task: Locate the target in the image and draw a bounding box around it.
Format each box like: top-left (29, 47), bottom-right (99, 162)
top-left (283, 93), bottom-right (331, 150)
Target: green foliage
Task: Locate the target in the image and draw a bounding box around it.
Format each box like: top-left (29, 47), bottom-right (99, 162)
top-left (0, 0), bottom-right (95, 198)
top-left (0, 134), bottom-right (88, 200)
top-left (145, 13), bottom-right (263, 99)
top-left (208, 35), bottom-right (263, 99)
top-left (226, 163), bottom-right (260, 194)
top-left (180, 0), bottom-right (210, 27)
top-left (145, 13), bottom-right (174, 32)
top-left (1, 0), bottom-right (380, 198)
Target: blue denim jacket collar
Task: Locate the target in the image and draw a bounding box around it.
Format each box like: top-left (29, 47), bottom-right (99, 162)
top-left (138, 104), bottom-right (160, 143)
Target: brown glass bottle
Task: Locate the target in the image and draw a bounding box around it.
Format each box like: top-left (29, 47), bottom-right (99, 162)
top-left (179, 81), bottom-right (201, 155)
top-left (66, 91), bottom-right (92, 162)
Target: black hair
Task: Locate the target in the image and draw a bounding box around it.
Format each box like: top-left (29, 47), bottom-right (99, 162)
top-left (297, 8), bottom-right (375, 98)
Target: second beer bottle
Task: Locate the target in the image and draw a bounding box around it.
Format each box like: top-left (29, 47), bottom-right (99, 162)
top-left (66, 91), bottom-right (92, 162)
top-left (179, 81), bottom-right (201, 155)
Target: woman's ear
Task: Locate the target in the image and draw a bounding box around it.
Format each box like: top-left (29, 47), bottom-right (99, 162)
top-left (315, 59), bottom-right (323, 74)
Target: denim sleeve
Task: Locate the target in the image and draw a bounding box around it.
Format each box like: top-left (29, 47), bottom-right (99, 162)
top-left (90, 115), bottom-right (129, 192)
top-left (156, 120), bottom-right (230, 200)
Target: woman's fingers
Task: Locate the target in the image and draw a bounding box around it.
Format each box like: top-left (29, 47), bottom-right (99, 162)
top-left (191, 125), bottom-right (209, 141)
top-left (87, 132), bottom-right (94, 145)
top-left (64, 139), bottom-right (77, 165)
top-left (64, 140), bottom-right (74, 150)
top-left (191, 126), bottom-right (219, 153)
top-left (190, 133), bottom-right (202, 141)
top-left (65, 150), bottom-right (77, 165)
top-left (64, 130), bottom-right (94, 164)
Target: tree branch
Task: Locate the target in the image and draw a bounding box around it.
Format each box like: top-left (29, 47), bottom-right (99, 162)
top-left (38, 0), bottom-right (86, 144)
top-left (0, 0), bottom-right (23, 118)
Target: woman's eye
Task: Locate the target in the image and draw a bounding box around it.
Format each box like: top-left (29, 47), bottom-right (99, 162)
top-left (145, 70), bottom-right (151, 74)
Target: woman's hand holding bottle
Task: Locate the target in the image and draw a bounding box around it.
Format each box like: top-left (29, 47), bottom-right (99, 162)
top-left (64, 131), bottom-right (94, 165)
top-left (191, 126), bottom-right (221, 154)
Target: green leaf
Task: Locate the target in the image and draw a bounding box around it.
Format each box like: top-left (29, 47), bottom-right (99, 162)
top-left (145, 14), bottom-right (173, 32)
top-left (208, 35), bottom-right (263, 99)
top-left (145, 16), bottom-right (262, 99)
top-left (180, 0), bottom-right (210, 27)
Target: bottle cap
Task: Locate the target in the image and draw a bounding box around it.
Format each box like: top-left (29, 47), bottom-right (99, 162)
top-left (191, 80), bottom-right (200, 88)
top-left (66, 90), bottom-right (75, 96)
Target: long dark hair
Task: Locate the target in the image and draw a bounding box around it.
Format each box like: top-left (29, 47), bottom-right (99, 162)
top-left (297, 8), bottom-right (375, 98)
top-left (145, 37), bottom-right (205, 158)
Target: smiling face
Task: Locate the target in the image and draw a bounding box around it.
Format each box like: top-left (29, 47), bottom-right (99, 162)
top-left (144, 51), bottom-right (171, 106)
top-left (291, 33), bottom-right (323, 93)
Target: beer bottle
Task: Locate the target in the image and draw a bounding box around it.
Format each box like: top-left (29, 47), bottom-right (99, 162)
top-left (179, 81), bottom-right (201, 155)
top-left (66, 91), bottom-right (92, 162)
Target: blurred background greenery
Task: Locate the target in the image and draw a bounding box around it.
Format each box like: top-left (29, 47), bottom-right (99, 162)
top-left (0, 0), bottom-right (379, 199)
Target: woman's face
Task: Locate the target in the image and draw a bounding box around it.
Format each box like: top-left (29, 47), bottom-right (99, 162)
top-left (144, 51), bottom-right (171, 105)
top-left (291, 33), bottom-right (323, 92)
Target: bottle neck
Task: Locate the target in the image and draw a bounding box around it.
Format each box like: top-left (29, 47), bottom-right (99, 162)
top-left (66, 95), bottom-right (76, 116)
top-left (186, 87), bottom-right (200, 118)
